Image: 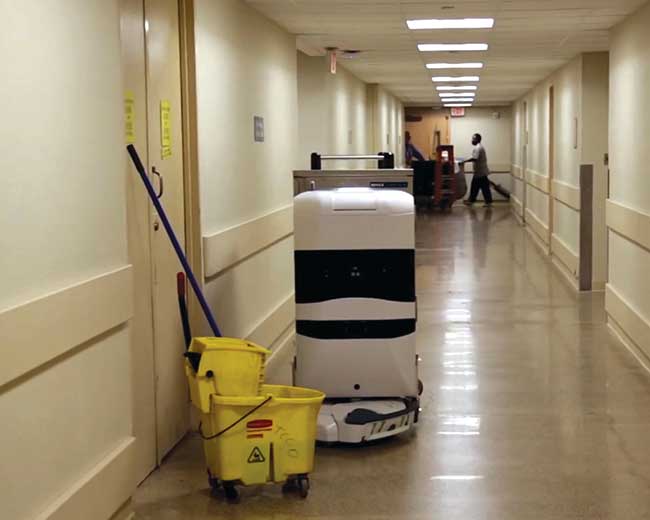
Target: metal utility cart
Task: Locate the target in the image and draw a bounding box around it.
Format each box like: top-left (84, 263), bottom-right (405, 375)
top-left (294, 152), bottom-right (413, 195)
top-left (434, 145), bottom-right (456, 210)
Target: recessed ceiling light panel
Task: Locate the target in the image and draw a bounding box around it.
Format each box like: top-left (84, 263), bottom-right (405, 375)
top-left (437, 85), bottom-right (478, 91)
top-left (426, 62), bottom-right (484, 69)
top-left (418, 43), bottom-right (488, 52)
top-left (439, 92), bottom-right (476, 97)
top-left (408, 18), bottom-right (494, 30)
top-left (432, 76), bottom-right (480, 82)
top-left (445, 103), bottom-right (472, 107)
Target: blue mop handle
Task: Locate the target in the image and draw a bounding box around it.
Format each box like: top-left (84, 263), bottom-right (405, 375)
top-left (126, 145), bottom-right (222, 337)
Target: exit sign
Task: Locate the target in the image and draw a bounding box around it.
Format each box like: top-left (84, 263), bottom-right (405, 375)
top-left (451, 107), bottom-right (465, 117)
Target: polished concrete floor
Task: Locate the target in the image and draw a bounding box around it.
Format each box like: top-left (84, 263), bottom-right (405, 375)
top-left (134, 205), bottom-right (650, 519)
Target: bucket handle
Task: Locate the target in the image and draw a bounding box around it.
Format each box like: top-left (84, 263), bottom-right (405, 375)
top-left (198, 396), bottom-right (272, 440)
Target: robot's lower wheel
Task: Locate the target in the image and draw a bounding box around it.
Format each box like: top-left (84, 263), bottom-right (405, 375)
top-left (223, 482), bottom-right (240, 503)
top-left (283, 475), bottom-right (310, 499)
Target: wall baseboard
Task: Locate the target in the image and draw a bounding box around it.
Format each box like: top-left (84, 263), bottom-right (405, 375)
top-left (0, 265), bottom-right (133, 388)
top-left (525, 225), bottom-right (550, 256)
top-left (203, 205), bottom-right (294, 278)
top-left (35, 437), bottom-right (135, 520)
top-left (551, 256), bottom-right (580, 292)
top-left (608, 317), bottom-right (650, 376)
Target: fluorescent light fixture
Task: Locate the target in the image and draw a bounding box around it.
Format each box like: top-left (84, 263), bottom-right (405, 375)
top-left (440, 92), bottom-right (476, 97)
top-left (445, 103), bottom-right (473, 108)
top-left (408, 18), bottom-right (494, 30)
top-left (427, 62), bottom-right (484, 69)
top-left (437, 85), bottom-right (478, 91)
top-left (430, 475), bottom-right (484, 481)
top-left (439, 98), bottom-right (475, 103)
top-left (418, 43), bottom-right (488, 52)
top-left (432, 76), bottom-right (480, 82)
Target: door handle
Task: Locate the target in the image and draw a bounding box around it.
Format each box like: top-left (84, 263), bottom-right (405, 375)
top-left (152, 166), bottom-right (164, 199)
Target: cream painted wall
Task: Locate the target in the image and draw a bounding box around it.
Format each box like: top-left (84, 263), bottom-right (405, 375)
top-left (581, 53), bottom-right (609, 286)
top-left (608, 2), bottom-right (650, 356)
top-left (0, 1), bottom-right (133, 519)
top-left (371, 85), bottom-right (405, 166)
top-left (194, 0), bottom-right (296, 352)
top-left (511, 52), bottom-right (608, 286)
top-left (297, 53), bottom-right (372, 169)
top-left (297, 55), bottom-right (405, 169)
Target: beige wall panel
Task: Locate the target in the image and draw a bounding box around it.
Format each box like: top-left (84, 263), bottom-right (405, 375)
top-left (608, 231), bottom-right (650, 332)
top-left (607, 200), bottom-right (650, 252)
top-left (525, 169), bottom-right (550, 193)
top-left (36, 438), bottom-right (135, 520)
top-left (1, 327), bottom-right (132, 519)
top-left (203, 205), bottom-right (293, 277)
top-left (0, 2), bottom-right (127, 312)
top-left (607, 285), bottom-right (650, 361)
top-left (204, 236), bottom-right (295, 349)
top-left (610, 5), bottom-right (650, 214)
top-left (551, 233), bottom-right (579, 277)
top-left (0, 1), bottom-right (133, 518)
top-left (0, 266), bottom-right (133, 387)
top-left (553, 202), bottom-right (580, 255)
top-left (525, 207), bottom-right (550, 245)
top-left (195, 0), bottom-right (296, 349)
top-left (552, 180), bottom-right (580, 211)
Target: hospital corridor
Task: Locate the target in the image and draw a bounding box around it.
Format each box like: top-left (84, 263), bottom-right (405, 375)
top-left (3, 1), bottom-right (650, 519)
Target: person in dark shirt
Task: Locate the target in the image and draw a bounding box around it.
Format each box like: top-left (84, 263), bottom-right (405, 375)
top-left (405, 131), bottom-right (425, 165)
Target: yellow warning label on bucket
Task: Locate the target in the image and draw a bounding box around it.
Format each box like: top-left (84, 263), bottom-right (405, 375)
top-left (247, 447), bottom-right (265, 464)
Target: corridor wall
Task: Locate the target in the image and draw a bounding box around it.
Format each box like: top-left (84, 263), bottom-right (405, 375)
top-left (511, 52), bottom-right (609, 290)
top-left (0, 1), bottom-right (135, 519)
top-left (297, 53), bottom-right (405, 169)
top-left (297, 52), bottom-right (372, 169)
top-left (606, 1), bottom-right (650, 363)
top-left (195, 0), bottom-right (297, 381)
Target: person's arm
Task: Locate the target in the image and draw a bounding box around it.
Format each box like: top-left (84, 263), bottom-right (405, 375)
top-left (407, 143), bottom-right (425, 162)
top-left (462, 147), bottom-right (479, 164)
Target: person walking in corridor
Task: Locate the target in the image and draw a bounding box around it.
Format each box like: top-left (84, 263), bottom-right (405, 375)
top-left (462, 133), bottom-right (492, 207)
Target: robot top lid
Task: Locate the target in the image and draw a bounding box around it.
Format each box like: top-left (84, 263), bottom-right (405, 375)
top-left (295, 188), bottom-right (414, 216)
top-left (294, 189), bottom-right (414, 251)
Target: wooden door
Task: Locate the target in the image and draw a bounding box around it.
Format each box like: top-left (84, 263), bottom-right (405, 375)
top-left (120, 0), bottom-right (157, 483)
top-left (145, 0), bottom-right (189, 460)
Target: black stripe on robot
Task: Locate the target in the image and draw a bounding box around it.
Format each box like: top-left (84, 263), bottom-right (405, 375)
top-left (296, 319), bottom-right (416, 340)
top-left (294, 249), bottom-right (415, 304)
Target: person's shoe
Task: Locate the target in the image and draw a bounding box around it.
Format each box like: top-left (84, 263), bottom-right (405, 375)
top-left (463, 200), bottom-right (474, 206)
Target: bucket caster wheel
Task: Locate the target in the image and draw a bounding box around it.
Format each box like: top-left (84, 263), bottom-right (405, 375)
top-left (283, 475), bottom-right (310, 499)
top-left (223, 481), bottom-right (240, 504)
top-left (207, 470), bottom-right (220, 493)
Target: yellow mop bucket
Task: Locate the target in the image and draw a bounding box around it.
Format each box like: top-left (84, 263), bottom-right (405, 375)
top-left (185, 337), bottom-right (270, 413)
top-left (199, 384), bottom-right (325, 500)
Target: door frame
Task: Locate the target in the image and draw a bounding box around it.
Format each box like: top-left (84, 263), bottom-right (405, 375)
top-left (178, 0), bottom-right (204, 336)
top-left (548, 85), bottom-right (555, 243)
